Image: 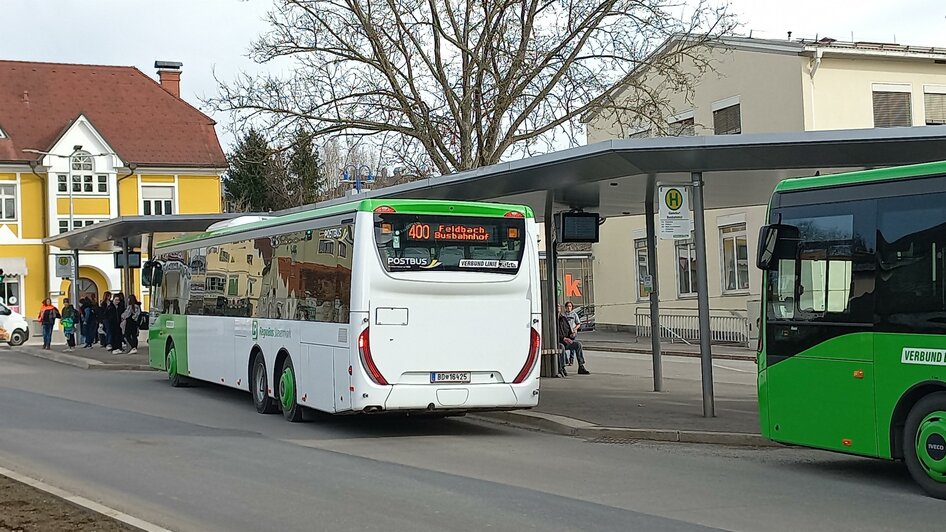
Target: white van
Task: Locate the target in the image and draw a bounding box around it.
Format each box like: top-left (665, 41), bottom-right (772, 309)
top-left (0, 302), bottom-right (30, 346)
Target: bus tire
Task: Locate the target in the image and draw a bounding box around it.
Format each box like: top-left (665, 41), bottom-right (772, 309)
top-left (278, 356), bottom-right (304, 422)
top-left (166, 344), bottom-right (186, 388)
top-left (251, 353), bottom-right (279, 414)
top-left (904, 392), bottom-right (946, 499)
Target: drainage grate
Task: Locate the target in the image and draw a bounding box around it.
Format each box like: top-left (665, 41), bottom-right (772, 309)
top-left (587, 436), bottom-right (640, 445)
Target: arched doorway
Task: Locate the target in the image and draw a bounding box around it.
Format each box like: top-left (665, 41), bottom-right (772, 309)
top-left (77, 277), bottom-right (98, 302)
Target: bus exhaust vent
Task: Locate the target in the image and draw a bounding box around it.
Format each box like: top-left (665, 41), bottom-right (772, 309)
top-left (338, 328), bottom-right (348, 343)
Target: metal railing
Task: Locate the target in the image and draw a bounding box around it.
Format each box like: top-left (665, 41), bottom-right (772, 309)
top-left (634, 307), bottom-right (749, 344)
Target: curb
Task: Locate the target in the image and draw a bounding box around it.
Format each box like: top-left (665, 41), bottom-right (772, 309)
top-left (12, 347), bottom-right (153, 372)
top-left (582, 344), bottom-right (756, 361)
top-left (472, 410), bottom-right (777, 447)
top-left (0, 464), bottom-right (172, 532)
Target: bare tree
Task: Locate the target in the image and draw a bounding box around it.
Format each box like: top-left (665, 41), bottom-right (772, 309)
top-left (210, 0), bottom-right (735, 176)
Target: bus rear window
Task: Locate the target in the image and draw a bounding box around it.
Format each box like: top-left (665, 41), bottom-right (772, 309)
top-left (374, 214), bottom-right (525, 274)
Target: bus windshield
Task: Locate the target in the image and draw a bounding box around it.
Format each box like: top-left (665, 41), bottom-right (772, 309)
top-left (374, 214), bottom-right (525, 274)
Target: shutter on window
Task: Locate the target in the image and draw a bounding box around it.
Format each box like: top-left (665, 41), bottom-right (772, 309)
top-left (713, 105), bottom-right (741, 135)
top-left (872, 91), bottom-right (912, 127)
top-left (925, 93), bottom-right (946, 125)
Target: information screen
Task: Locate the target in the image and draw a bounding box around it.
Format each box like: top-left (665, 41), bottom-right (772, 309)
top-left (561, 212), bottom-right (600, 243)
top-left (405, 222), bottom-right (497, 243)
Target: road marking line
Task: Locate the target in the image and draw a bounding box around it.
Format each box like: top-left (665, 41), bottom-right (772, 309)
top-left (0, 464), bottom-right (172, 532)
top-left (713, 363), bottom-right (754, 374)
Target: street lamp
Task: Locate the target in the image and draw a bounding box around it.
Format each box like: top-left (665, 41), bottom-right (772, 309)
top-left (340, 164), bottom-right (376, 193)
top-left (23, 146), bottom-right (112, 307)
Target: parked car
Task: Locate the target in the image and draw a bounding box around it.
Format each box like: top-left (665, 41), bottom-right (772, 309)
top-left (575, 305), bottom-right (595, 332)
top-left (0, 302), bottom-right (30, 346)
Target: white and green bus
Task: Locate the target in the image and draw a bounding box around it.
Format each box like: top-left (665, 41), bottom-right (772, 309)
top-left (146, 199), bottom-right (542, 421)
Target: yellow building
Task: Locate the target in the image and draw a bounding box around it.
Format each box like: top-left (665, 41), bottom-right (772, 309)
top-left (0, 60), bottom-right (227, 315)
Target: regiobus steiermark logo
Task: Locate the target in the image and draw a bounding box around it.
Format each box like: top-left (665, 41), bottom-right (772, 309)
top-left (252, 320), bottom-right (259, 340)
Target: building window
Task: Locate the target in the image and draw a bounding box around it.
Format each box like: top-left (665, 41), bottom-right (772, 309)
top-left (57, 174), bottom-right (108, 194)
top-left (58, 219), bottom-right (100, 234)
top-left (319, 239), bottom-right (335, 254)
top-left (669, 117), bottom-right (695, 136)
top-left (873, 84), bottom-right (912, 128)
top-left (142, 186), bottom-right (174, 215)
top-left (206, 276), bottom-right (225, 294)
top-left (227, 276), bottom-right (239, 296)
top-left (675, 239), bottom-right (698, 296)
top-left (0, 184), bottom-right (16, 220)
top-left (635, 238), bottom-right (650, 300)
top-left (720, 223), bottom-right (749, 293)
top-left (0, 279), bottom-right (21, 313)
top-left (338, 242), bottom-right (348, 258)
top-left (72, 152), bottom-right (93, 172)
top-left (219, 250), bottom-right (231, 263)
top-left (713, 104), bottom-right (741, 135)
top-left (924, 88), bottom-right (946, 125)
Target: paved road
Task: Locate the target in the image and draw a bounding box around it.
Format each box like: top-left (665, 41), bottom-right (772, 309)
top-left (0, 348), bottom-right (940, 532)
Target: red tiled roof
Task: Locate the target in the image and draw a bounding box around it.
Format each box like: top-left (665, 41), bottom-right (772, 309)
top-left (0, 60), bottom-right (227, 168)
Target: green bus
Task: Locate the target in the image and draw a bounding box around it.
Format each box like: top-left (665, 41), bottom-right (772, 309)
top-left (757, 160), bottom-right (946, 498)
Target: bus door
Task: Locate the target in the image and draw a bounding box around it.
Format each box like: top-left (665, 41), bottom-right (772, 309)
top-left (764, 201), bottom-right (878, 455)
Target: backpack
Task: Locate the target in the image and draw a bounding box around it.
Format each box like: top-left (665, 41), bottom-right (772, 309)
top-left (137, 308), bottom-right (149, 330)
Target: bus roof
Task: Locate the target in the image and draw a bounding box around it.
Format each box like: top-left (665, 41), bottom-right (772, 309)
top-left (774, 159), bottom-right (946, 193)
top-left (156, 199), bottom-right (534, 249)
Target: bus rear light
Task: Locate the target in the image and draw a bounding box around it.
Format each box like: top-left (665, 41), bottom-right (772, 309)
top-left (374, 206), bottom-right (397, 213)
top-left (358, 328), bottom-right (389, 385)
top-left (513, 327), bottom-right (541, 384)
top-left (504, 211), bottom-right (524, 218)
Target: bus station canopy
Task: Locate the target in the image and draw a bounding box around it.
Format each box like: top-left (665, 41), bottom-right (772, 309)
top-left (299, 126), bottom-right (946, 219)
top-left (43, 213), bottom-right (240, 252)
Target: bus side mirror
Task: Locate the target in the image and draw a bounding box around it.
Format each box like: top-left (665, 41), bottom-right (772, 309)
top-left (142, 261), bottom-right (154, 286)
top-left (757, 224), bottom-right (798, 270)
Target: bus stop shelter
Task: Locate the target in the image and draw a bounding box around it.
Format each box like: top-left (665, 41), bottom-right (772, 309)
top-left (43, 214), bottom-right (239, 306)
top-left (294, 126), bottom-right (946, 417)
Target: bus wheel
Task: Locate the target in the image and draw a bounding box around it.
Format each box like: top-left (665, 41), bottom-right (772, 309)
top-left (278, 357), bottom-right (304, 422)
top-left (251, 354), bottom-right (278, 414)
top-left (904, 392), bottom-right (946, 499)
top-left (166, 345), bottom-right (185, 388)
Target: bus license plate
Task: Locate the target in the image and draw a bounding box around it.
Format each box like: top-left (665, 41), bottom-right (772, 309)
top-left (431, 372), bottom-right (471, 384)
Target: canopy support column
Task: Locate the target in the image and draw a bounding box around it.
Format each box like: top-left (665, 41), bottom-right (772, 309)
top-left (72, 248), bottom-right (80, 306)
top-left (691, 171), bottom-right (716, 417)
top-left (542, 193), bottom-right (560, 378)
top-left (122, 237), bottom-right (133, 297)
top-left (644, 174), bottom-right (663, 392)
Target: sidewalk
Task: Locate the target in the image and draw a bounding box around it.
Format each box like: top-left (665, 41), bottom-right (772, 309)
top-left (9, 336), bottom-right (151, 371)
top-left (476, 347), bottom-right (771, 446)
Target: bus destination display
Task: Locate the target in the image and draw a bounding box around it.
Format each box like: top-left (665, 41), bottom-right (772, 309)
top-left (406, 222), bottom-right (496, 242)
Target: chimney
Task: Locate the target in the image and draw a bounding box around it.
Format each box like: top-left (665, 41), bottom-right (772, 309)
top-left (154, 60), bottom-right (183, 98)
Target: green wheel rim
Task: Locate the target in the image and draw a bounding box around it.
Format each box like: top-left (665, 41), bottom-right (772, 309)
top-left (167, 348), bottom-right (178, 379)
top-left (279, 366), bottom-right (295, 411)
top-left (915, 410), bottom-right (946, 482)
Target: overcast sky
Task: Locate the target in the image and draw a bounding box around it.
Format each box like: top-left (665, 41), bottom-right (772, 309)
top-left (3, 0), bottom-right (944, 151)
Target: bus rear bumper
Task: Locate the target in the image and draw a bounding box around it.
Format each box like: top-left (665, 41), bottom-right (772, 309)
top-left (379, 382), bottom-right (539, 411)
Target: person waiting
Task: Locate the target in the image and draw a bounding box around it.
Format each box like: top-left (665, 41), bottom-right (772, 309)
top-left (557, 304), bottom-right (590, 375)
